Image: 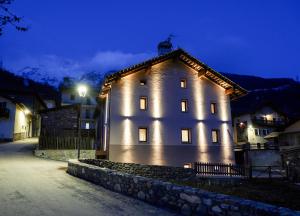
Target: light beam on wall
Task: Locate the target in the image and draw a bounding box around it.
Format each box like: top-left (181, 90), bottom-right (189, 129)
top-left (198, 122), bottom-right (208, 162)
top-left (151, 120), bottom-right (164, 165)
top-left (221, 123), bottom-right (233, 164)
top-left (193, 75), bottom-right (205, 121)
top-left (121, 118), bottom-right (134, 162)
top-left (121, 77), bottom-right (133, 117)
top-left (150, 65), bottom-right (163, 118)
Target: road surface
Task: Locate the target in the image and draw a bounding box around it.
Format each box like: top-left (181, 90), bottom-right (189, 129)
top-left (0, 139), bottom-right (178, 216)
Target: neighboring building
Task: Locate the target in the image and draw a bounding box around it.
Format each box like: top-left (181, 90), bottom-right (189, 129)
top-left (0, 95), bottom-right (32, 141)
top-left (233, 105), bottom-right (287, 146)
top-left (59, 77), bottom-right (97, 131)
top-left (40, 105), bottom-right (80, 137)
top-left (278, 120), bottom-right (300, 147)
top-left (97, 46), bottom-right (247, 167)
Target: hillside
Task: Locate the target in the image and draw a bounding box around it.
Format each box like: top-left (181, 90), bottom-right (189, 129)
top-left (222, 73), bottom-right (300, 120)
top-left (0, 69), bottom-right (60, 105)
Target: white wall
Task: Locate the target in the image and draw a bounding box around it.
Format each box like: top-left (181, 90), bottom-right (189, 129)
top-left (106, 59), bottom-right (234, 166)
top-left (14, 105), bottom-right (29, 137)
top-left (0, 97), bottom-right (16, 140)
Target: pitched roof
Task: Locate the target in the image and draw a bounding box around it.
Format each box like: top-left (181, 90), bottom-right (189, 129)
top-left (102, 48), bottom-right (247, 100)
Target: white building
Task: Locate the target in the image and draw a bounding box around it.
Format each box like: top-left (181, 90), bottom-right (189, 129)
top-left (233, 105), bottom-right (287, 146)
top-left (97, 48), bottom-right (247, 167)
top-left (0, 95), bottom-right (32, 141)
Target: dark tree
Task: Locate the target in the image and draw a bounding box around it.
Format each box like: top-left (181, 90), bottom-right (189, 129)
top-left (0, 0), bottom-right (27, 36)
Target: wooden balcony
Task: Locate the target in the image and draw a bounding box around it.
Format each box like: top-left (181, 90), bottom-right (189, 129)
top-left (0, 108), bottom-right (9, 119)
top-left (251, 117), bottom-right (286, 127)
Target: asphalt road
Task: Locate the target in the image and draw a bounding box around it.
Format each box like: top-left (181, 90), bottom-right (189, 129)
top-left (0, 139), bottom-right (178, 216)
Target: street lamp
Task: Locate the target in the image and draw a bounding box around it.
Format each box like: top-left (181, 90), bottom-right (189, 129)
top-left (77, 84), bottom-right (88, 160)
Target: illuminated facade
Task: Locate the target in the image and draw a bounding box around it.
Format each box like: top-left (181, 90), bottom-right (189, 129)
top-left (234, 106), bottom-right (287, 145)
top-left (0, 95), bottom-right (32, 141)
top-left (98, 49), bottom-right (247, 166)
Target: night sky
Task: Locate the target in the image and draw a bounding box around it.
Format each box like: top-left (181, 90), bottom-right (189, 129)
top-left (0, 0), bottom-right (300, 81)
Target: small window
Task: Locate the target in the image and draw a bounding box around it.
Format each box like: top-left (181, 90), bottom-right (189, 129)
top-left (0, 102), bottom-right (7, 108)
top-left (85, 109), bottom-right (90, 118)
top-left (139, 128), bottom-right (148, 142)
top-left (181, 100), bottom-right (188, 112)
top-left (263, 129), bottom-right (268, 136)
top-left (255, 128), bottom-right (259, 136)
top-left (210, 103), bottom-right (217, 114)
top-left (70, 94), bottom-right (75, 100)
top-left (86, 97), bottom-right (91, 105)
top-left (140, 97), bottom-right (147, 110)
top-left (140, 80), bottom-right (147, 86)
top-left (181, 129), bottom-right (191, 143)
top-left (212, 129), bottom-right (219, 143)
top-left (180, 79), bottom-right (187, 88)
top-left (85, 122), bottom-right (90, 129)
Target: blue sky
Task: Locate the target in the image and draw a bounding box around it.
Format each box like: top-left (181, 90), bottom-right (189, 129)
top-left (0, 0), bottom-right (300, 82)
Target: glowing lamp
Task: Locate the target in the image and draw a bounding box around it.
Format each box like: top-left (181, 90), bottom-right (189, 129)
top-left (77, 85), bottom-right (88, 98)
top-left (184, 163), bottom-right (192, 169)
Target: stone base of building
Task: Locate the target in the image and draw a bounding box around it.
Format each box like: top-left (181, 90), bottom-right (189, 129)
top-left (34, 149), bottom-right (96, 161)
top-left (109, 145), bottom-right (235, 167)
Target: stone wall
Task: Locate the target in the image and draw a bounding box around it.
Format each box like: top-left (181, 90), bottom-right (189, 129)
top-left (80, 159), bottom-right (195, 181)
top-left (67, 160), bottom-right (299, 216)
top-left (35, 150), bottom-right (95, 161)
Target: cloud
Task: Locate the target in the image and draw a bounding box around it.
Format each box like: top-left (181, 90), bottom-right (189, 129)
top-left (4, 51), bottom-right (154, 85)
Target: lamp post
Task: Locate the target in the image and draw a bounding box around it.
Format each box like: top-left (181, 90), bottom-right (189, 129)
top-left (77, 84), bottom-right (88, 160)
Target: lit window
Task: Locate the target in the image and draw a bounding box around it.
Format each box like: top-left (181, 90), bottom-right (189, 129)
top-left (140, 97), bottom-right (147, 110)
top-left (181, 100), bottom-right (188, 112)
top-left (85, 122), bottom-right (90, 129)
top-left (140, 80), bottom-right (147, 86)
top-left (181, 129), bottom-right (191, 143)
top-left (180, 79), bottom-right (187, 88)
top-left (212, 129), bottom-right (219, 143)
top-left (210, 103), bottom-right (217, 114)
top-left (139, 128), bottom-right (148, 142)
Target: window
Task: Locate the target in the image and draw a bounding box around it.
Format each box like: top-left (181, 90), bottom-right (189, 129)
top-left (181, 100), bottom-right (188, 112)
top-left (70, 94), bottom-right (75, 100)
top-left (85, 109), bottom-right (90, 118)
top-left (139, 97), bottom-right (147, 110)
top-left (140, 80), bottom-right (147, 86)
top-left (85, 122), bottom-right (90, 129)
top-left (139, 128), bottom-right (148, 142)
top-left (181, 129), bottom-right (191, 143)
top-left (210, 103), bottom-right (217, 114)
top-left (255, 128), bottom-right (259, 136)
top-left (263, 129), bottom-right (268, 136)
top-left (86, 97), bottom-right (91, 105)
top-left (212, 129), bottom-right (219, 143)
top-left (0, 102), bottom-right (7, 108)
top-left (180, 79), bottom-right (187, 88)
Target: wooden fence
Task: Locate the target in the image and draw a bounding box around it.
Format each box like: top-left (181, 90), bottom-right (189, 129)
top-left (193, 162), bottom-right (289, 179)
top-left (193, 162), bottom-right (246, 177)
top-left (38, 136), bottom-right (95, 150)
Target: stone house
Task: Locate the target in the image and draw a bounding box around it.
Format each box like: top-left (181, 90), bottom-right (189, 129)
top-left (0, 95), bottom-right (32, 141)
top-left (96, 46), bottom-right (247, 167)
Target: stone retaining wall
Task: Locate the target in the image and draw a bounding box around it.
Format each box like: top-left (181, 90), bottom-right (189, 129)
top-left (35, 150), bottom-right (95, 161)
top-left (80, 159), bottom-right (196, 181)
top-left (67, 160), bottom-right (299, 216)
